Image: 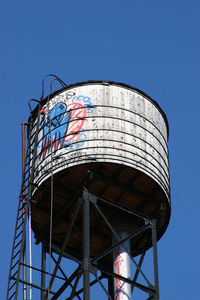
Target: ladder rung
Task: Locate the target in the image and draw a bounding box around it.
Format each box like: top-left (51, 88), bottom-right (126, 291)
top-left (19, 203), bottom-right (27, 212)
top-left (14, 239), bottom-right (22, 250)
top-left (25, 155), bottom-right (31, 161)
top-left (8, 280), bottom-right (16, 291)
top-left (11, 259), bottom-right (19, 271)
top-left (18, 203), bottom-right (26, 212)
top-left (18, 206), bottom-right (23, 212)
top-left (16, 220), bottom-right (24, 231)
top-left (12, 249), bottom-right (21, 261)
top-left (24, 164), bottom-right (31, 171)
top-left (11, 270), bottom-right (18, 278)
top-left (17, 212), bottom-right (25, 221)
top-left (17, 214), bottom-right (23, 221)
top-left (23, 178), bottom-right (30, 185)
top-left (20, 191), bottom-right (26, 198)
top-left (19, 203), bottom-right (26, 211)
top-left (15, 229), bottom-right (23, 240)
top-left (8, 290), bottom-right (16, 300)
top-left (23, 177), bottom-right (29, 185)
top-left (17, 213), bottom-right (24, 221)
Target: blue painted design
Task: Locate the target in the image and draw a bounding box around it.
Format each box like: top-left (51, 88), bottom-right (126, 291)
top-left (72, 95), bottom-right (93, 113)
top-left (39, 102), bottom-right (71, 157)
top-left (64, 129), bottom-right (87, 151)
top-left (37, 95), bottom-right (93, 157)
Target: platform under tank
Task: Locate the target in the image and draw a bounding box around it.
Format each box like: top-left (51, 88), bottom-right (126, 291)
top-left (29, 80), bottom-right (171, 267)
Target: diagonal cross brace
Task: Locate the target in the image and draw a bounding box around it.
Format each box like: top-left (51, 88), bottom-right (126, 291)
top-left (45, 199), bottom-right (82, 297)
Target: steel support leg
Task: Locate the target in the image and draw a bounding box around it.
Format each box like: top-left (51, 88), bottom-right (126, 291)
top-left (108, 276), bottom-right (114, 300)
top-left (152, 220), bottom-right (159, 300)
top-left (113, 230), bottom-right (131, 300)
top-left (83, 191), bottom-right (90, 300)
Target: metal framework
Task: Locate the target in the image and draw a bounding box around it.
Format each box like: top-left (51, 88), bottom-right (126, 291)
top-left (7, 158), bottom-right (160, 300)
top-left (7, 76), bottom-right (162, 300)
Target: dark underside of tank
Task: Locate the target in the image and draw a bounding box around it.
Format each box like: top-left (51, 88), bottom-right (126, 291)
top-left (31, 162), bottom-right (170, 271)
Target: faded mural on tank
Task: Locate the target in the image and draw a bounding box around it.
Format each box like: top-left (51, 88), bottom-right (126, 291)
top-left (37, 95), bottom-right (93, 157)
top-left (33, 94), bottom-right (93, 182)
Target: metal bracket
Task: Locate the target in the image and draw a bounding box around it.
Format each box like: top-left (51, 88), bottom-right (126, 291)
top-left (145, 218), bottom-right (151, 226)
top-left (83, 258), bottom-right (90, 271)
top-left (150, 219), bottom-right (157, 228)
top-left (83, 189), bottom-right (97, 204)
top-left (89, 265), bottom-right (97, 277)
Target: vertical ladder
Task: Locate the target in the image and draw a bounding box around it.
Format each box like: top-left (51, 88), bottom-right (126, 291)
top-left (7, 106), bottom-right (41, 300)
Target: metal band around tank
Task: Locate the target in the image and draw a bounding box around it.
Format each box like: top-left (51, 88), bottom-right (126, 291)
top-left (29, 82), bottom-right (170, 201)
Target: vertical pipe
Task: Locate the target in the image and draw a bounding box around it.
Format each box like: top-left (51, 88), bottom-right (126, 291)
top-left (28, 212), bottom-right (32, 300)
top-left (113, 230), bottom-right (131, 300)
top-left (152, 220), bottom-right (159, 300)
top-left (83, 192), bottom-right (90, 300)
top-left (41, 245), bottom-right (46, 300)
top-left (22, 122), bottom-right (27, 300)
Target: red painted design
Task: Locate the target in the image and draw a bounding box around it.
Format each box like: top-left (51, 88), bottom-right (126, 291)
top-left (64, 103), bottom-right (86, 142)
top-left (40, 108), bottom-right (45, 115)
top-left (114, 244), bottom-right (127, 299)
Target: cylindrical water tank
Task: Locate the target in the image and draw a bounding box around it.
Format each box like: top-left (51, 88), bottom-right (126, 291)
top-left (29, 81), bottom-right (170, 263)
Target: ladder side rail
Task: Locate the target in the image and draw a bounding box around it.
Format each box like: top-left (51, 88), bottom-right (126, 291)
top-left (7, 119), bottom-right (33, 299)
top-left (6, 119), bottom-right (33, 299)
top-left (14, 106), bottom-right (41, 299)
top-left (7, 105), bottom-right (41, 300)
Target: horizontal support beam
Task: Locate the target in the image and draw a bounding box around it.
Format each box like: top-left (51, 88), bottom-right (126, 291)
top-left (13, 277), bottom-right (56, 295)
top-left (95, 193), bottom-right (152, 221)
top-left (92, 224), bottom-right (150, 262)
top-left (92, 264), bottom-right (156, 295)
top-left (20, 263), bottom-right (65, 281)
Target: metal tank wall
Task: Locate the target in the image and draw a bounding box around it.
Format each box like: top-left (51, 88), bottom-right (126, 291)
top-left (30, 81), bottom-right (169, 201)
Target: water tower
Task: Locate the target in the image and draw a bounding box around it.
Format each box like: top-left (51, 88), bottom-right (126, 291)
top-left (7, 76), bottom-right (170, 300)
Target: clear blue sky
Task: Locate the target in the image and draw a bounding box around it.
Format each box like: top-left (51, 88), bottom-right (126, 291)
top-left (1, 0), bottom-right (199, 299)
